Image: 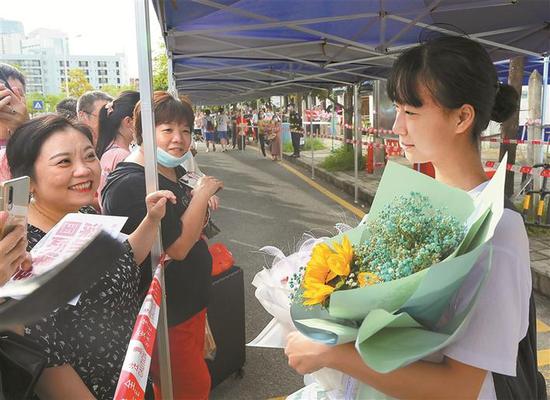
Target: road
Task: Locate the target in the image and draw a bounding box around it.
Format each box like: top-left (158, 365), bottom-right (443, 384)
top-left (195, 145), bottom-right (550, 399)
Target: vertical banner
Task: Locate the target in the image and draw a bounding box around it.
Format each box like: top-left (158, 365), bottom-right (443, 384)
top-left (114, 266), bottom-right (162, 400)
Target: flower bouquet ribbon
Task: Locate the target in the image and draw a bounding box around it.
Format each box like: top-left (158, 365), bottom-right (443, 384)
top-left (252, 153), bottom-right (510, 399)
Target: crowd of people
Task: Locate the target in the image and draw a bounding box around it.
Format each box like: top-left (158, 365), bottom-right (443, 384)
top-left (0, 62), bottom-right (222, 399)
top-left (0, 33), bottom-right (545, 400)
top-left (193, 107), bottom-right (285, 160)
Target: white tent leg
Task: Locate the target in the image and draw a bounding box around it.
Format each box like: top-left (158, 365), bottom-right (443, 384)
top-left (135, 1), bottom-right (173, 398)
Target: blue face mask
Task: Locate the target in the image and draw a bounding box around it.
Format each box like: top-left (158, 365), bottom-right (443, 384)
top-left (156, 147), bottom-right (192, 168)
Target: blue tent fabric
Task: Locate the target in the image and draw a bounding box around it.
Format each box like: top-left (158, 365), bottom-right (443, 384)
top-left (156, 0), bottom-right (550, 104)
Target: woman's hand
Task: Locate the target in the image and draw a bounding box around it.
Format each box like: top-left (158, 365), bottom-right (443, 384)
top-left (0, 84), bottom-right (29, 132)
top-left (285, 332), bottom-right (332, 375)
top-left (208, 195), bottom-right (220, 211)
top-left (193, 176), bottom-right (223, 201)
top-left (145, 190), bottom-right (177, 222)
top-left (0, 212), bottom-right (30, 285)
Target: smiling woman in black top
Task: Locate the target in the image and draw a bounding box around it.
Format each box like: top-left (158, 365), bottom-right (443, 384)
top-left (102, 91), bottom-right (223, 399)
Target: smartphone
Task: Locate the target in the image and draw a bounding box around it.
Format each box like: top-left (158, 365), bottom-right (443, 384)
top-left (0, 176), bottom-right (30, 239)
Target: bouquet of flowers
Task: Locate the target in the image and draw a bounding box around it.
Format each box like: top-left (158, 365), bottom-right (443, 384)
top-left (250, 155), bottom-right (509, 400)
top-left (295, 192), bottom-right (465, 309)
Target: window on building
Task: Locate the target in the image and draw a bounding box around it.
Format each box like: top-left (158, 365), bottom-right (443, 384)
top-left (99, 77), bottom-right (108, 84)
top-left (116, 61), bottom-right (119, 67)
top-left (116, 69), bottom-right (120, 76)
top-left (97, 61), bottom-right (107, 67)
top-left (98, 69), bottom-right (108, 76)
top-left (60, 69), bottom-right (65, 76)
top-left (117, 78), bottom-right (120, 84)
top-left (84, 69), bottom-right (89, 76)
top-left (78, 61), bottom-right (88, 67)
top-left (59, 60), bottom-right (64, 67)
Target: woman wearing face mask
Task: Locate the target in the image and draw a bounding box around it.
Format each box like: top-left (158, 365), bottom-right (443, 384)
top-left (101, 91), bottom-right (223, 399)
top-left (95, 91), bottom-right (140, 208)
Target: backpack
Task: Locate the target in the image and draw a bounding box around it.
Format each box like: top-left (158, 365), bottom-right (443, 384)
top-left (492, 198), bottom-right (547, 400)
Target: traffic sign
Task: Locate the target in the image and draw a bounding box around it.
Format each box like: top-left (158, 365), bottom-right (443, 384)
top-left (32, 100), bottom-right (44, 110)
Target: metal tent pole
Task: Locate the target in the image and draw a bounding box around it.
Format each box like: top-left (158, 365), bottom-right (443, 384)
top-left (541, 56), bottom-right (549, 161)
top-left (309, 95), bottom-right (315, 179)
top-left (167, 50), bottom-right (177, 98)
top-left (354, 84), bottom-right (360, 204)
top-left (134, 1), bottom-right (173, 398)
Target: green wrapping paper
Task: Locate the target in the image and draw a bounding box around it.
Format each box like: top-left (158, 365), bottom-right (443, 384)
top-left (291, 154), bottom-right (508, 377)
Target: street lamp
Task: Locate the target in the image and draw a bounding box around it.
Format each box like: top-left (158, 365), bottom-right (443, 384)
top-left (63, 37), bottom-right (69, 97)
top-left (62, 34), bottom-right (82, 97)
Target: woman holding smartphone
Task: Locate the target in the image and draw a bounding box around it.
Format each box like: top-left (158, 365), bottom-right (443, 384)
top-left (285, 36), bottom-right (544, 399)
top-left (6, 114), bottom-right (175, 399)
top-left (0, 210), bottom-right (31, 285)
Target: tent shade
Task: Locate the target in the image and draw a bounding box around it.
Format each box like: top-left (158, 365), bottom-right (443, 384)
top-left (155, 0), bottom-right (550, 104)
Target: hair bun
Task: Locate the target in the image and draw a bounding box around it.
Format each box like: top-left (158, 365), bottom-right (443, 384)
top-left (491, 83), bottom-right (519, 123)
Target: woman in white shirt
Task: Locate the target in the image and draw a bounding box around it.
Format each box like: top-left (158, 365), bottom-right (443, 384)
top-left (285, 35), bottom-right (544, 399)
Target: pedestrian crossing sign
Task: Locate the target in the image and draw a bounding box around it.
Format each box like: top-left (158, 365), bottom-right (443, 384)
top-left (33, 100), bottom-right (44, 110)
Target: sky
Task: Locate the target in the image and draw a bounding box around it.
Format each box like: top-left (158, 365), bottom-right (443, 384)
top-left (0, 0), bottom-right (164, 78)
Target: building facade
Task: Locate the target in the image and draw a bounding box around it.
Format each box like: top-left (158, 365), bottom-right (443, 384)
top-left (0, 20), bottom-right (128, 95)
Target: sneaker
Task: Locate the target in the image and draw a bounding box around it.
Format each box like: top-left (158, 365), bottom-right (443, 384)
top-left (206, 148), bottom-right (210, 152)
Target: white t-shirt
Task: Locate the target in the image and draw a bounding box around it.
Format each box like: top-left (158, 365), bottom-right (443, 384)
top-left (217, 114), bottom-right (229, 131)
top-left (437, 182), bottom-right (531, 399)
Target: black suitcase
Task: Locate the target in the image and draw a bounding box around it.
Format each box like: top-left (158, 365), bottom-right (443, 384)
top-left (206, 266), bottom-right (246, 388)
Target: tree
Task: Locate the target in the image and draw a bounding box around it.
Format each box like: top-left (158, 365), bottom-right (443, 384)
top-left (100, 84), bottom-right (138, 97)
top-left (153, 42), bottom-right (168, 91)
top-left (66, 69), bottom-right (93, 98)
top-left (26, 92), bottom-right (65, 114)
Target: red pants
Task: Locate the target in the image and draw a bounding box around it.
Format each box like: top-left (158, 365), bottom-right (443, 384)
top-left (151, 309), bottom-right (211, 399)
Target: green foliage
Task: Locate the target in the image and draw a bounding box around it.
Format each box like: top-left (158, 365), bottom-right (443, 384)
top-left (303, 138), bottom-right (326, 151)
top-left (153, 42), bottom-right (168, 91)
top-left (26, 92), bottom-right (65, 114)
top-left (100, 84), bottom-right (138, 97)
top-left (66, 69), bottom-right (93, 98)
top-left (320, 146), bottom-right (365, 172)
top-left (283, 141), bottom-right (294, 153)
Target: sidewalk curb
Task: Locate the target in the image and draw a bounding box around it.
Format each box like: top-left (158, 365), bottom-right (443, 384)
top-left (282, 153), bottom-right (375, 205)
top-left (532, 261), bottom-right (550, 299)
top-left (283, 153), bottom-right (550, 299)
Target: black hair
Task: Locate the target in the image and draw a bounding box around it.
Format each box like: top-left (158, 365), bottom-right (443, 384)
top-left (77, 91), bottom-right (113, 114)
top-left (56, 97), bottom-right (78, 120)
top-left (7, 114), bottom-right (93, 179)
top-left (387, 36), bottom-right (518, 140)
top-left (134, 91), bottom-right (194, 146)
top-left (0, 63), bottom-right (26, 90)
top-left (96, 90), bottom-right (140, 158)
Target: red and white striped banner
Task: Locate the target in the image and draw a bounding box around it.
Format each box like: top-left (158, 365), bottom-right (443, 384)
top-left (336, 124), bottom-right (549, 145)
top-left (485, 161), bottom-right (550, 177)
top-left (114, 265), bottom-right (162, 400)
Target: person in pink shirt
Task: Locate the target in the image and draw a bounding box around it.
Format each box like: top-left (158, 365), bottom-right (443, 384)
top-left (0, 63), bottom-right (29, 182)
top-left (96, 91), bottom-right (140, 208)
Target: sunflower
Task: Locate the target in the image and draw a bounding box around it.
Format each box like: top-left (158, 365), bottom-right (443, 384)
top-left (302, 236), bottom-right (354, 306)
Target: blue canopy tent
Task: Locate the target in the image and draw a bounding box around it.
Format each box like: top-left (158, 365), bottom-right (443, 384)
top-left (154, 0), bottom-right (550, 105)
